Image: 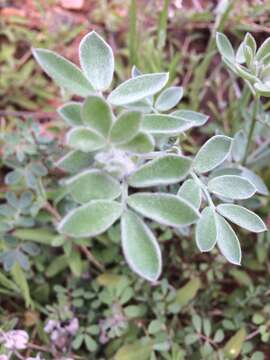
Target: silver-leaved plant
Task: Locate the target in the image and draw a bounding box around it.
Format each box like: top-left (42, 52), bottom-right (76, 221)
top-left (33, 31), bottom-right (268, 282)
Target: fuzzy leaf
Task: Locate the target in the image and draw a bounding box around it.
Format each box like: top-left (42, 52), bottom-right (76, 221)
top-left (155, 86), bottom-right (183, 112)
top-left (110, 111), bottom-right (142, 144)
top-left (32, 48), bottom-right (94, 96)
top-left (58, 200), bottom-right (122, 237)
top-left (128, 193), bottom-right (200, 227)
top-left (241, 168), bottom-right (269, 195)
top-left (172, 110), bottom-right (209, 126)
top-left (129, 155), bottom-right (191, 188)
top-left (223, 328), bottom-right (246, 359)
top-left (79, 31), bottom-right (114, 91)
top-left (195, 207), bottom-right (217, 252)
top-left (177, 179), bottom-right (201, 209)
top-left (254, 82), bottom-right (270, 97)
top-left (66, 127), bottom-right (105, 152)
top-left (208, 175), bottom-right (256, 200)
top-left (108, 73), bottom-right (169, 106)
top-left (142, 114), bottom-right (194, 135)
top-left (57, 102), bottom-right (83, 126)
top-left (172, 277), bottom-right (201, 307)
top-left (217, 204), bottom-right (266, 233)
top-left (193, 135), bottom-right (232, 173)
top-left (232, 130), bottom-right (247, 162)
top-left (55, 150), bottom-right (95, 173)
top-left (121, 210), bottom-right (161, 282)
top-left (66, 169), bottom-right (122, 203)
top-left (81, 95), bottom-right (113, 137)
top-left (256, 38), bottom-right (270, 60)
top-left (118, 132), bottom-right (154, 153)
top-left (216, 32), bottom-right (235, 61)
top-left (216, 214), bottom-right (241, 265)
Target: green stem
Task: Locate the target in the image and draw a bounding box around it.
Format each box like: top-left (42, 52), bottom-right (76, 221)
top-left (242, 95), bottom-right (260, 165)
top-left (191, 171), bottom-right (215, 210)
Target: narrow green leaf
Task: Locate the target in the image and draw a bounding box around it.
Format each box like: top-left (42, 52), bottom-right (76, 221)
top-left (110, 111), bottom-right (142, 144)
top-left (32, 48), bottom-right (94, 96)
top-left (142, 114), bottom-right (194, 135)
top-left (115, 341), bottom-right (152, 360)
top-left (129, 154), bottom-right (191, 188)
top-left (13, 228), bottom-right (56, 245)
top-left (244, 33), bottom-right (257, 54)
top-left (232, 130), bottom-right (247, 162)
top-left (216, 32), bottom-right (235, 61)
top-left (223, 328), bottom-right (246, 359)
top-left (66, 127), bottom-right (106, 152)
top-left (216, 214), bottom-right (241, 265)
top-left (108, 73), bottom-right (169, 106)
top-left (254, 82), bottom-right (270, 97)
top-left (57, 102), bottom-right (83, 126)
top-left (241, 168), bottom-right (269, 195)
top-left (121, 210), bottom-right (161, 281)
top-left (172, 277), bottom-right (201, 307)
top-left (79, 31), bottom-right (114, 91)
top-left (193, 135), bottom-right (232, 173)
top-left (55, 150), bottom-right (95, 173)
top-left (172, 110), bottom-right (209, 126)
top-left (208, 175), bottom-right (256, 200)
top-left (155, 86), bottom-right (183, 112)
top-left (217, 204), bottom-right (266, 233)
top-left (58, 200), bottom-right (122, 237)
top-left (81, 95), bottom-right (113, 137)
top-left (118, 132), bottom-right (154, 153)
top-left (177, 179), bottom-right (201, 209)
top-left (11, 263), bottom-right (32, 307)
top-left (66, 169), bottom-right (121, 203)
top-left (127, 193), bottom-right (200, 227)
top-left (256, 37), bottom-right (270, 60)
top-left (195, 207), bottom-right (217, 252)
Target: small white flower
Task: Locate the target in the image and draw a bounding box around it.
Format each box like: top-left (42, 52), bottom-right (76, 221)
top-left (0, 355), bottom-right (8, 360)
top-left (0, 330), bottom-right (29, 350)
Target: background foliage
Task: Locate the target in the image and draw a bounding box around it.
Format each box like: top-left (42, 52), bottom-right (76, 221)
top-left (0, 0), bottom-right (269, 359)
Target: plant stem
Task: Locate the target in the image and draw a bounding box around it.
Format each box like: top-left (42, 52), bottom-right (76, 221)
top-left (242, 95), bottom-right (260, 165)
top-left (191, 171), bottom-right (215, 210)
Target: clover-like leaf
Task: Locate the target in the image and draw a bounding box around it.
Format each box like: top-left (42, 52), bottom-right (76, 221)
top-left (55, 150), bottom-right (95, 173)
top-left (110, 111), bottom-right (142, 144)
top-left (58, 102), bottom-right (83, 126)
top-left (81, 95), bottom-right (113, 137)
top-left (66, 169), bottom-right (122, 203)
top-left (216, 214), bottom-right (241, 265)
top-left (118, 132), bottom-right (154, 153)
top-left (193, 135), bottom-right (232, 173)
top-left (172, 110), bottom-right (209, 127)
top-left (155, 86), bottom-right (183, 112)
top-left (195, 207), bottom-right (217, 252)
top-left (127, 193), bottom-right (200, 227)
top-left (66, 127), bottom-right (106, 152)
top-left (79, 31), bottom-right (114, 91)
top-left (177, 179), bottom-right (201, 209)
top-left (58, 200), bottom-right (122, 237)
top-left (208, 175), bottom-right (256, 200)
top-left (108, 73), bottom-right (169, 106)
top-left (217, 204), bottom-right (266, 233)
top-left (241, 168), bottom-right (269, 195)
top-left (141, 114), bottom-right (194, 135)
top-left (32, 49), bottom-right (94, 96)
top-left (216, 32), bottom-right (235, 61)
top-left (121, 210), bottom-right (162, 282)
top-left (128, 155), bottom-right (191, 188)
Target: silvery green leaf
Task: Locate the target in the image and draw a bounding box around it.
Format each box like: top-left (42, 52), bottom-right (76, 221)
top-left (216, 32), bottom-right (235, 61)
top-left (243, 45), bottom-right (254, 67)
top-left (256, 37), bottom-right (270, 60)
top-left (235, 64), bottom-right (259, 83)
top-left (217, 204), bottom-right (266, 233)
top-left (142, 114), bottom-right (194, 135)
top-left (57, 102), bottom-right (83, 126)
top-left (196, 207), bottom-right (217, 252)
top-left (58, 200), bottom-right (122, 237)
top-left (32, 49), bottom-right (94, 96)
top-left (232, 130), bottom-right (247, 162)
top-left (245, 33), bottom-right (256, 55)
top-left (127, 193), bottom-right (200, 227)
top-left (124, 100), bottom-right (152, 113)
top-left (66, 127), bottom-right (106, 152)
top-left (172, 110), bottom-right (209, 126)
top-left (216, 214), bottom-right (241, 265)
top-left (236, 41), bottom-right (246, 64)
top-left (66, 169), bottom-right (121, 203)
top-left (5, 170), bottom-right (22, 185)
top-left (155, 86), bottom-right (183, 112)
top-left (110, 111), bottom-right (142, 144)
top-left (131, 65), bottom-right (142, 77)
top-left (222, 57), bottom-right (239, 75)
top-left (118, 132), bottom-right (154, 153)
top-left (241, 168), bottom-right (269, 195)
top-left (81, 95), bottom-right (113, 137)
top-left (108, 73), bottom-right (169, 106)
top-left (193, 135), bottom-right (232, 173)
top-left (128, 154), bottom-right (191, 188)
top-left (254, 82), bottom-right (270, 97)
top-left (177, 179), bottom-right (201, 209)
top-left (208, 175), bottom-right (256, 200)
top-left (121, 210), bottom-right (162, 282)
top-left (79, 31), bottom-right (114, 91)
top-left (55, 150), bottom-right (95, 173)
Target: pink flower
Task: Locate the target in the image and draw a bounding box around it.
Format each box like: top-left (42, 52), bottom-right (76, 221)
top-left (0, 330), bottom-right (29, 350)
top-left (26, 353), bottom-right (45, 360)
top-left (65, 318), bottom-right (79, 335)
top-left (0, 355), bottom-right (8, 360)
